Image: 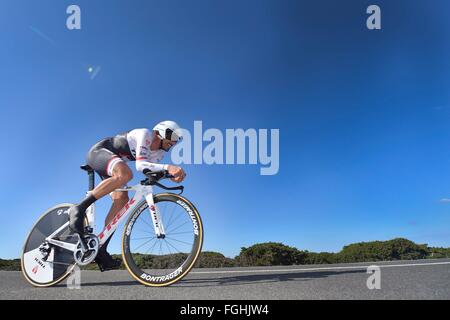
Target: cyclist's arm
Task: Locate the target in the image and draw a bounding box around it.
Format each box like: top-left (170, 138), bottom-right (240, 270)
top-left (133, 129), bottom-right (169, 173)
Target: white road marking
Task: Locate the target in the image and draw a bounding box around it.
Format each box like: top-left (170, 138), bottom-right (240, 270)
top-left (190, 261), bottom-right (450, 275)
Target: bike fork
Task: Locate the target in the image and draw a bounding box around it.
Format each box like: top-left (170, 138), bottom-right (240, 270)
top-left (145, 194), bottom-right (166, 239)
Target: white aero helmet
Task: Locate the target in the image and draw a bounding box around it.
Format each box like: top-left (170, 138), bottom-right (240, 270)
top-left (153, 120), bottom-right (183, 142)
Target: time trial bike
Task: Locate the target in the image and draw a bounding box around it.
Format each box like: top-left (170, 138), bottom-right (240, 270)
top-left (21, 165), bottom-right (203, 287)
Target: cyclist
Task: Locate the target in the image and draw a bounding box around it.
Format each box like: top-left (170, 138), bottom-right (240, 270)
top-left (68, 120), bottom-right (186, 271)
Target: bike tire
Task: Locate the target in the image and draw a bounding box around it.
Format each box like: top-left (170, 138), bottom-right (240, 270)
top-left (122, 193), bottom-right (203, 287)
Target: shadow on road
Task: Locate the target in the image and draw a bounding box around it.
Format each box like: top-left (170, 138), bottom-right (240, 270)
top-left (61, 269), bottom-right (366, 288)
top-left (177, 269), bottom-right (366, 287)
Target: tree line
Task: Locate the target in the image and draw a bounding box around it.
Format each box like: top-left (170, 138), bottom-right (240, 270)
top-left (3, 238), bottom-right (450, 271)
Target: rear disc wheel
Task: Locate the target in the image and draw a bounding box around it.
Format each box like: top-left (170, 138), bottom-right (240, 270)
top-left (21, 203), bottom-right (80, 287)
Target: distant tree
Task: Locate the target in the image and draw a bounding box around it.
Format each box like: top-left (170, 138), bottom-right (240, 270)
top-left (195, 252), bottom-right (235, 268)
top-left (235, 242), bottom-right (307, 266)
top-left (3, 238), bottom-right (448, 271)
top-left (427, 247), bottom-right (450, 259)
top-left (0, 259), bottom-right (21, 271)
top-left (336, 238), bottom-right (429, 263)
top-left (304, 252), bottom-right (337, 264)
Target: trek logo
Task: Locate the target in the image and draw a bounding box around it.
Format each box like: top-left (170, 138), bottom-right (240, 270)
top-left (32, 266), bottom-right (38, 274)
top-left (57, 209), bottom-right (69, 216)
top-left (150, 205), bottom-right (159, 228)
top-left (99, 198), bottom-right (136, 239)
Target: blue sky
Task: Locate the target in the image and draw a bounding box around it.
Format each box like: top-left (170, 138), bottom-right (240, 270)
top-left (1, 0), bottom-right (450, 259)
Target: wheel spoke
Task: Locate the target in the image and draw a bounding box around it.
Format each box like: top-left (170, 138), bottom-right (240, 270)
top-left (144, 238), bottom-right (159, 255)
top-left (167, 231), bottom-right (193, 236)
top-left (140, 214), bottom-right (154, 230)
top-left (166, 220), bottom-right (190, 234)
top-left (135, 227), bottom-right (154, 235)
top-left (164, 202), bottom-right (178, 230)
top-left (164, 239), bottom-right (173, 255)
top-left (133, 237), bottom-right (156, 252)
top-left (131, 236), bottom-right (156, 241)
top-left (164, 239), bottom-right (184, 253)
top-left (165, 236), bottom-right (193, 246)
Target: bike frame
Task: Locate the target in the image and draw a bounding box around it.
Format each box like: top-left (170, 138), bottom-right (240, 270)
top-left (45, 183), bottom-right (165, 253)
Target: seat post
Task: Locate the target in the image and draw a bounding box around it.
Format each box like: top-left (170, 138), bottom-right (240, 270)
top-left (80, 165), bottom-right (95, 192)
top-left (88, 171), bottom-right (95, 191)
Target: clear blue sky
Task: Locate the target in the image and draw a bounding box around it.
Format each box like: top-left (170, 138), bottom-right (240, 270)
top-left (1, 0), bottom-right (450, 259)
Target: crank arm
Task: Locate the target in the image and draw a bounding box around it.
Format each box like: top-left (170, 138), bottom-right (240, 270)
top-left (47, 238), bottom-right (77, 253)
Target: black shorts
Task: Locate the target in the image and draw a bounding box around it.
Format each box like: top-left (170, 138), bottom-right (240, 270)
top-left (86, 139), bottom-right (125, 179)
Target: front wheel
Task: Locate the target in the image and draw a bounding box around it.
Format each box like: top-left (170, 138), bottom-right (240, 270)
top-left (122, 193), bottom-right (203, 287)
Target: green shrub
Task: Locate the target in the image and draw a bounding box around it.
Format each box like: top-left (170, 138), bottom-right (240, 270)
top-left (0, 259), bottom-right (21, 271)
top-left (195, 252), bottom-right (236, 268)
top-left (304, 252), bottom-right (337, 264)
top-left (235, 242), bottom-right (307, 266)
top-left (2, 239), bottom-right (448, 271)
top-left (336, 238), bottom-right (429, 263)
top-left (427, 247), bottom-right (450, 259)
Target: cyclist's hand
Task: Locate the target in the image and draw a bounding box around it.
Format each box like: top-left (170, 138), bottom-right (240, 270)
top-left (167, 165), bottom-right (186, 183)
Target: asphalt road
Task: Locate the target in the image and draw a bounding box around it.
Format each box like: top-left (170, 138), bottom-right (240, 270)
top-left (1, 259), bottom-right (450, 299)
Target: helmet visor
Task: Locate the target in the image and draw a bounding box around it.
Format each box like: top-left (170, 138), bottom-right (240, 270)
top-left (164, 128), bottom-right (181, 142)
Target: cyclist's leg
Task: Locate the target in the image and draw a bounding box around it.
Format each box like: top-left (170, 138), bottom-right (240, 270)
top-left (92, 165), bottom-right (131, 270)
top-left (69, 146), bottom-right (132, 234)
top-left (91, 162), bottom-right (132, 199)
top-left (86, 151), bottom-right (132, 270)
top-left (85, 143), bottom-right (133, 199)
top-left (95, 188), bottom-right (129, 269)
top-left (105, 189), bottom-right (129, 226)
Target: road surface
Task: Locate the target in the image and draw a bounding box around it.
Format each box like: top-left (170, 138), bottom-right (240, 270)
top-left (1, 259), bottom-right (449, 299)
